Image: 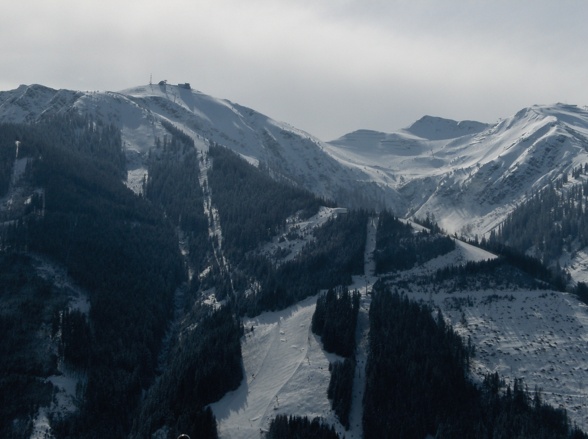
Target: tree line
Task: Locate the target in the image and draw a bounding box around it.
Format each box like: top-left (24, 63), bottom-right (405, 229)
top-left (266, 415), bottom-right (341, 439)
top-left (375, 210), bottom-right (455, 273)
top-left (495, 179), bottom-right (588, 265)
top-left (312, 287), bottom-right (360, 429)
top-left (312, 287), bottom-right (360, 358)
top-left (1, 117), bottom-right (185, 438)
top-left (130, 305), bottom-right (242, 439)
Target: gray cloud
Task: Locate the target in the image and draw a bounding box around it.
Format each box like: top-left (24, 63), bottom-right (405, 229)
top-left (2, 0), bottom-right (588, 140)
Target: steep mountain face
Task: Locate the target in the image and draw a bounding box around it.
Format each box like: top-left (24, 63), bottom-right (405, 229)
top-left (327, 104), bottom-right (588, 238)
top-left (0, 84), bottom-right (395, 209)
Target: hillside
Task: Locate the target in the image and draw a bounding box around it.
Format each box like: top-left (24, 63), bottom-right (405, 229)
top-left (328, 104), bottom-right (588, 234)
top-left (3, 84), bottom-right (588, 265)
top-left (0, 115), bottom-right (372, 438)
top-left (0, 83), bottom-right (395, 209)
top-left (2, 83), bottom-right (588, 438)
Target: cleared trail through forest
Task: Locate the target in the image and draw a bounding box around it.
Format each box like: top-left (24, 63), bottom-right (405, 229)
top-left (345, 214), bottom-right (378, 439)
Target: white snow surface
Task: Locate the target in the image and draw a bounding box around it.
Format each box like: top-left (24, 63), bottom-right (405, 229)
top-left (327, 104), bottom-right (588, 240)
top-left (210, 296), bottom-right (341, 438)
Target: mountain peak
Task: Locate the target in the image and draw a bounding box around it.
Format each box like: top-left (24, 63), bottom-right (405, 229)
top-left (405, 115), bottom-right (489, 140)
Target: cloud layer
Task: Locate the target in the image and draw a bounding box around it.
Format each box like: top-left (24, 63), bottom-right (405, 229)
top-left (2, 0), bottom-right (588, 139)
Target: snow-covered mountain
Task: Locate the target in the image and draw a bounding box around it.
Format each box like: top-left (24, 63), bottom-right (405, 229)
top-left (327, 104), bottom-right (588, 238)
top-left (0, 83), bottom-right (395, 209)
top-left (3, 84), bottom-right (588, 246)
top-left (4, 83), bottom-right (588, 438)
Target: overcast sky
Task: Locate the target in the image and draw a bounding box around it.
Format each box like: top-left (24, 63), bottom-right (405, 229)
top-left (2, 0), bottom-right (588, 140)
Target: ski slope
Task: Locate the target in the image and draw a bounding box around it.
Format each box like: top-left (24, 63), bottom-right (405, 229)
top-left (210, 216), bottom-right (378, 439)
top-left (210, 295), bottom-right (344, 438)
top-left (213, 220), bottom-right (588, 435)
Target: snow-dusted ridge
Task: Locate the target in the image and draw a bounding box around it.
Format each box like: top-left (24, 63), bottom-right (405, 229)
top-left (0, 83), bottom-right (395, 210)
top-left (4, 84), bottom-right (588, 244)
top-left (327, 103), bottom-right (588, 241)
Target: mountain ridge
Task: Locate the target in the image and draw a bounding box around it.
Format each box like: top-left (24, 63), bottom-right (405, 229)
top-left (2, 84), bottom-right (588, 260)
top-left (405, 114), bottom-right (490, 140)
top-left (327, 102), bottom-right (588, 238)
top-left (0, 83), bottom-right (396, 211)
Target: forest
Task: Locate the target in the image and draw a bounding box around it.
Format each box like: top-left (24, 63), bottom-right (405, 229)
top-left (374, 210), bottom-right (455, 273)
top-left (144, 120), bottom-right (211, 295)
top-left (0, 253), bottom-right (65, 438)
top-left (0, 124), bottom-right (18, 197)
top-left (0, 117), bottom-right (238, 438)
top-left (312, 287), bottom-right (360, 358)
top-left (312, 287), bottom-right (360, 429)
top-left (207, 143), bottom-right (327, 257)
top-left (207, 144), bottom-right (369, 315)
top-left (495, 169), bottom-right (588, 264)
top-left (0, 118), bottom-right (371, 438)
top-left (0, 116), bottom-right (190, 438)
top-left (266, 415), bottom-right (341, 439)
top-left (130, 305), bottom-right (242, 439)
top-left (363, 286), bottom-right (587, 439)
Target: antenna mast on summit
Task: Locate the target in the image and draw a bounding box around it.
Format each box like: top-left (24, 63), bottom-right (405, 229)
top-left (149, 74), bottom-right (152, 86)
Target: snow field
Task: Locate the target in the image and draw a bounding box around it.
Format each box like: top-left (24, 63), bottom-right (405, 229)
top-left (378, 232), bottom-right (588, 429)
top-left (406, 289), bottom-right (588, 430)
top-left (210, 295), bottom-right (346, 438)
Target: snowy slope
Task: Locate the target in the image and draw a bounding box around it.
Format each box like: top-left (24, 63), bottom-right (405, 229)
top-left (209, 207), bottom-right (588, 435)
top-left (410, 288), bottom-right (588, 430)
top-left (0, 84), bottom-right (396, 209)
top-left (375, 232), bottom-right (588, 429)
top-left (211, 214), bottom-right (378, 439)
top-left (210, 296), bottom-right (343, 438)
top-left (210, 217), bottom-right (502, 439)
top-left (327, 104), bottom-right (588, 239)
top-left (4, 84), bottom-right (588, 279)
top-left (4, 83), bottom-right (588, 242)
